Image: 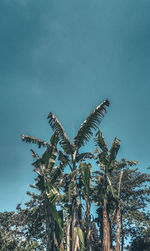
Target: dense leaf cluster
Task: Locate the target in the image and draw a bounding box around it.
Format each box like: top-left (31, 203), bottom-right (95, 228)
top-left (0, 100), bottom-right (150, 251)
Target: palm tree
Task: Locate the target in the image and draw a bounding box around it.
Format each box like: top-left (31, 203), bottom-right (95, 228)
top-left (93, 130), bottom-right (121, 251)
top-left (79, 163), bottom-right (92, 251)
top-left (21, 99), bottom-right (109, 250)
top-left (93, 130), bottom-right (145, 251)
top-left (47, 99), bottom-right (110, 250)
top-left (21, 132), bottom-right (64, 251)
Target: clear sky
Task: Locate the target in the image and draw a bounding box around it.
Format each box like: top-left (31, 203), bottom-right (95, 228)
top-left (0, 0), bottom-right (150, 212)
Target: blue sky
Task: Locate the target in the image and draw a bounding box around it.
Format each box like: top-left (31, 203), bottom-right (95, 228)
top-left (0, 0), bottom-right (150, 211)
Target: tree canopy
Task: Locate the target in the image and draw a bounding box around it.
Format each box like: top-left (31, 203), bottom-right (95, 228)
top-left (0, 100), bottom-right (150, 251)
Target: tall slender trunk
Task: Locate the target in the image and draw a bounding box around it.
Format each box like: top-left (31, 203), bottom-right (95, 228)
top-left (115, 206), bottom-right (121, 251)
top-left (72, 199), bottom-right (80, 251)
top-left (71, 174), bottom-right (80, 251)
top-left (85, 197), bottom-right (92, 251)
top-left (45, 199), bottom-right (58, 251)
top-left (78, 192), bottom-right (82, 228)
top-left (102, 199), bottom-right (111, 251)
top-left (60, 240), bottom-right (65, 251)
top-left (99, 208), bottom-right (103, 248)
top-left (66, 218), bottom-right (71, 251)
top-left (71, 154), bottom-right (80, 251)
top-left (121, 211), bottom-right (124, 251)
top-left (116, 171), bottom-right (123, 251)
top-left (45, 207), bottom-right (53, 251)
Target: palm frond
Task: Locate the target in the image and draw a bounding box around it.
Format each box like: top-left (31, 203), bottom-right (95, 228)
top-left (75, 152), bottom-right (94, 162)
top-left (79, 163), bottom-right (92, 200)
top-left (108, 137), bottom-right (120, 164)
top-left (31, 149), bottom-right (42, 171)
top-left (41, 148), bottom-right (56, 169)
top-left (21, 134), bottom-right (50, 148)
top-left (58, 150), bottom-right (71, 167)
top-left (74, 99), bottom-right (110, 149)
top-left (48, 163), bottom-right (64, 185)
top-left (30, 149), bottom-right (40, 160)
top-left (60, 169), bottom-right (78, 187)
top-left (50, 131), bottom-right (59, 146)
top-left (117, 159), bottom-right (138, 169)
top-left (34, 164), bottom-right (46, 176)
top-left (94, 130), bottom-right (108, 153)
top-left (47, 112), bottom-right (75, 155)
top-left (127, 160), bottom-right (139, 166)
top-left (96, 151), bottom-right (109, 166)
top-left (32, 157), bottom-right (43, 169)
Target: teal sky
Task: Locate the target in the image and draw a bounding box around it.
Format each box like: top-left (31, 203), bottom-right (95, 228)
top-left (0, 0), bottom-right (150, 211)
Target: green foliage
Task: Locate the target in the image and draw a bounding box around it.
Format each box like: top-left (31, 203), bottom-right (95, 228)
top-left (79, 163), bottom-right (92, 201)
top-left (127, 233), bottom-right (150, 251)
top-left (74, 99), bottom-right (110, 149)
top-left (47, 112), bottom-right (75, 154)
top-left (77, 226), bottom-right (85, 251)
top-left (1, 100), bottom-right (148, 251)
top-left (21, 134), bottom-right (50, 148)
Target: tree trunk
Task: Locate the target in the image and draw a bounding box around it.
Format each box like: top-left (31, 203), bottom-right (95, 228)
top-left (72, 199), bottom-right (80, 251)
top-left (115, 206), bottom-right (121, 251)
top-left (46, 212), bottom-right (53, 251)
top-left (45, 200), bottom-right (58, 251)
top-left (85, 198), bottom-right (92, 251)
top-left (66, 218), bottom-right (71, 251)
top-left (71, 164), bottom-right (80, 251)
top-left (99, 208), bottom-right (103, 248)
top-left (45, 199), bottom-right (52, 251)
top-left (102, 199), bottom-right (111, 251)
top-left (121, 211), bottom-right (124, 251)
top-left (60, 240), bottom-right (65, 251)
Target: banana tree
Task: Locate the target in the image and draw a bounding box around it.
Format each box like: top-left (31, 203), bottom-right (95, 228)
top-left (79, 163), bottom-right (92, 251)
top-left (47, 99), bottom-right (110, 250)
top-left (21, 132), bottom-right (64, 251)
top-left (94, 130), bottom-right (121, 251)
top-left (94, 130), bottom-right (141, 251)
